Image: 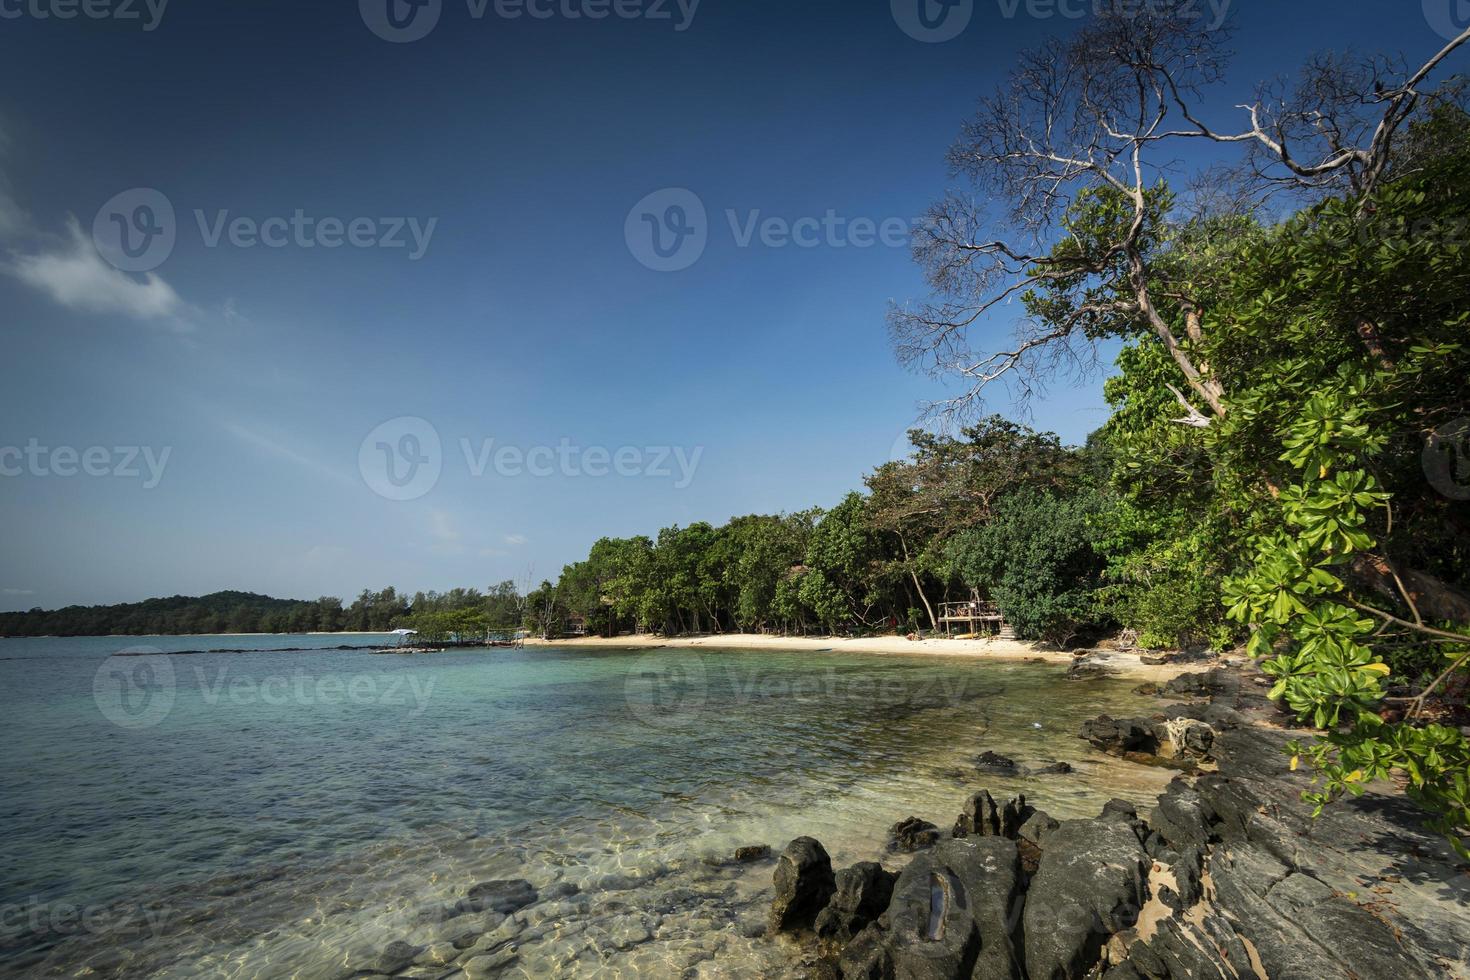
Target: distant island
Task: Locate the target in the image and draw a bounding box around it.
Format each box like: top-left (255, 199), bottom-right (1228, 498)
top-left (0, 585), bottom-right (522, 638)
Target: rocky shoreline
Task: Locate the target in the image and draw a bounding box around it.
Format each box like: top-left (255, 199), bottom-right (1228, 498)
top-left (763, 663), bottom-right (1470, 979)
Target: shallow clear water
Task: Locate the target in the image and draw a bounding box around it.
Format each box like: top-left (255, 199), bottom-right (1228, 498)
top-left (0, 636), bottom-right (1174, 978)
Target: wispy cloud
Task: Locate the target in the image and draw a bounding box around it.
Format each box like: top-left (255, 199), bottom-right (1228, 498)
top-left (223, 421), bottom-right (357, 488)
top-left (505, 533), bottom-right (529, 546)
top-left (0, 125), bottom-right (191, 328)
top-left (8, 218), bottom-right (189, 325)
top-left (2, 588), bottom-right (35, 597)
top-left (429, 509), bottom-right (462, 545)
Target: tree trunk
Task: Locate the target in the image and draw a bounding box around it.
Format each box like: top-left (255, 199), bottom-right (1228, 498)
top-left (1350, 553), bottom-right (1470, 625)
top-left (898, 532), bottom-right (938, 631)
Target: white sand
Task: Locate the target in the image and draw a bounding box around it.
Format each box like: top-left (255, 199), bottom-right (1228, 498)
top-left (524, 632), bottom-right (1193, 682)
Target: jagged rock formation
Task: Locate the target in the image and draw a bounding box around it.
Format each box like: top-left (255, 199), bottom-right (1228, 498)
top-left (769, 663), bottom-right (1470, 978)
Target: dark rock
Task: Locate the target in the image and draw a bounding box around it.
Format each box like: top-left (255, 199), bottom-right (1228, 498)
top-left (1066, 661), bottom-right (1114, 681)
top-left (453, 879), bottom-right (537, 916)
top-left (1171, 847), bottom-right (1204, 909)
top-left (1138, 653), bottom-right (1171, 666)
top-left (1148, 782), bottom-right (1215, 853)
top-left (953, 791), bottom-right (1031, 842)
top-left (887, 816), bottom-right (941, 853)
top-left (734, 844), bottom-right (772, 863)
top-left (1080, 715), bottom-right (1162, 756)
top-left (1131, 682), bottom-right (1161, 696)
top-left (1125, 914), bottom-right (1250, 980)
top-left (883, 838), bottom-right (1023, 980)
top-left (1000, 795), bottom-right (1033, 839)
top-left (769, 837), bottom-right (837, 934)
top-left (814, 862), bottom-right (896, 943)
top-left (953, 790), bottom-right (1000, 839)
top-left (1022, 818), bottom-right (1148, 980)
top-left (1029, 761), bottom-right (1074, 776)
top-left (1162, 669), bottom-right (1229, 698)
top-left (1017, 809), bottom-right (1060, 847)
top-left (1080, 714), bottom-right (1214, 767)
top-left (838, 922), bottom-right (892, 980)
top-left (973, 751), bottom-right (1021, 776)
top-left (1209, 846), bottom-right (1434, 980)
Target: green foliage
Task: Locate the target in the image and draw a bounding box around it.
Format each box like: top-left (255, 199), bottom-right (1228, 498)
top-left (0, 591), bottom-right (345, 637)
top-left (948, 489), bottom-right (1111, 644)
top-left (397, 607), bottom-right (489, 646)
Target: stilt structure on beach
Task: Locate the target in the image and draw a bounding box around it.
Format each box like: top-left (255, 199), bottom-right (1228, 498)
top-left (938, 599), bottom-right (1012, 639)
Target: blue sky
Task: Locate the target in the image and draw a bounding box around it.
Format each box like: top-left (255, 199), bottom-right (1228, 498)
top-left (0, 0), bottom-right (1460, 610)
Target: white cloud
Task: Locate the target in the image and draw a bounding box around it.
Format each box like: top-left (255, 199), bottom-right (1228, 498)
top-left (0, 125), bottom-right (191, 328)
top-left (505, 533), bottom-right (529, 546)
top-left (6, 218), bottom-right (188, 326)
top-left (429, 509), bottom-right (462, 545)
top-left (0, 187), bottom-right (26, 239)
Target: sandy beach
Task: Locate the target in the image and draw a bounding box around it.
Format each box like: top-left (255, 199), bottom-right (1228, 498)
top-left (524, 632), bottom-right (1197, 682)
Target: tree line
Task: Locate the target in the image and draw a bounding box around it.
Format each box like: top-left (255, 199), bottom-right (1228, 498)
top-left (0, 585), bottom-right (525, 638)
top-left (525, 418), bottom-right (1118, 645)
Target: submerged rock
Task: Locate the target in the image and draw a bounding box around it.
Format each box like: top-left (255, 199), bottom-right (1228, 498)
top-left (461, 945), bottom-right (518, 979)
top-left (734, 844), bottom-right (772, 863)
top-left (887, 816), bottom-right (941, 853)
top-left (1066, 661), bottom-right (1115, 681)
top-left (454, 879), bottom-right (537, 916)
top-left (769, 837), bottom-right (837, 934)
top-left (973, 751), bottom-right (1021, 776)
top-left (372, 940), bottom-right (422, 974)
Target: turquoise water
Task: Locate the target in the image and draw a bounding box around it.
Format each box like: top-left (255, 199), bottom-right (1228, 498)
top-left (0, 636), bottom-right (1174, 977)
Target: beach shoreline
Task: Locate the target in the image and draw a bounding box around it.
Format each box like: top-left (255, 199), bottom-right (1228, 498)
top-left (524, 632), bottom-right (1195, 682)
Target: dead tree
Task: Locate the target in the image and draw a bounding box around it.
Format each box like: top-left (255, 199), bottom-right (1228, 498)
top-left (890, 6), bottom-right (1470, 423)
